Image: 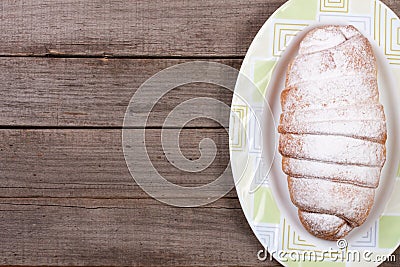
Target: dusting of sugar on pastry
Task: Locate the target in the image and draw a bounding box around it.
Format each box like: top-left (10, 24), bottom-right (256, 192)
top-left (278, 25), bottom-right (387, 240)
top-left (282, 157), bottom-right (381, 188)
top-left (279, 134), bottom-right (386, 167)
top-left (288, 177), bottom-right (375, 227)
top-left (286, 35), bottom-right (376, 87)
top-left (280, 104), bottom-right (385, 124)
top-left (278, 120), bottom-right (387, 143)
top-left (333, 223), bottom-right (353, 239)
top-left (299, 26), bottom-right (347, 55)
top-left (282, 75), bottom-right (379, 112)
top-left (298, 211), bottom-right (352, 240)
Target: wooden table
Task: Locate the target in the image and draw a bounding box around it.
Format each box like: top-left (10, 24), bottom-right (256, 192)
top-left (0, 1), bottom-right (398, 266)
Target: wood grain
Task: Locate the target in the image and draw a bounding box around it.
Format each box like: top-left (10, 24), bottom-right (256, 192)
top-left (0, 0), bottom-right (397, 57)
top-left (1, 0), bottom-right (400, 265)
top-left (1, 128), bottom-right (398, 265)
top-left (0, 0), bottom-right (284, 57)
top-left (0, 198), bottom-right (275, 266)
top-left (0, 128), bottom-right (233, 199)
top-left (0, 128), bottom-right (268, 266)
top-left (0, 57), bottom-right (237, 127)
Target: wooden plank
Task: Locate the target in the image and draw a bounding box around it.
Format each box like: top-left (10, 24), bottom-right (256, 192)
top-left (0, 0), bottom-right (285, 57)
top-left (0, 129), bottom-right (235, 199)
top-left (0, 128), bottom-right (271, 266)
top-left (0, 198), bottom-right (277, 266)
top-left (0, 57), bottom-right (237, 127)
top-left (0, 0), bottom-right (397, 57)
top-left (0, 129), bottom-right (398, 265)
top-left (382, 254), bottom-right (400, 267)
top-left (0, 197), bottom-right (397, 266)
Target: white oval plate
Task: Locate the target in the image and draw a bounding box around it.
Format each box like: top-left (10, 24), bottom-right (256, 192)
top-left (229, 0), bottom-right (400, 266)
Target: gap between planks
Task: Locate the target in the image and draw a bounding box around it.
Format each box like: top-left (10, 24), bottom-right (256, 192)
top-left (0, 54), bottom-right (245, 60)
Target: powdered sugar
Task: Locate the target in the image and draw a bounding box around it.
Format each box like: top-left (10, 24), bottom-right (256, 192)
top-left (279, 120), bottom-right (387, 143)
top-left (279, 134), bottom-right (386, 167)
top-left (299, 25), bottom-right (361, 55)
top-left (278, 25), bottom-right (387, 240)
top-left (286, 35), bottom-right (376, 87)
top-left (299, 26), bottom-right (347, 55)
top-left (282, 157), bottom-right (381, 188)
top-left (298, 211), bottom-right (352, 240)
top-left (288, 177), bottom-right (375, 227)
top-left (280, 104), bottom-right (385, 124)
top-left (281, 75), bottom-right (379, 112)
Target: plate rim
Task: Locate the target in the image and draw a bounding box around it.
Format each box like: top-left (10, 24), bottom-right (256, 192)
top-left (229, 0), bottom-right (400, 265)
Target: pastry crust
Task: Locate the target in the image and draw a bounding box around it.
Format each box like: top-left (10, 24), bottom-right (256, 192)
top-left (288, 177), bottom-right (375, 227)
top-left (298, 211), bottom-right (353, 241)
top-left (282, 157), bottom-right (382, 188)
top-left (278, 25), bottom-right (387, 240)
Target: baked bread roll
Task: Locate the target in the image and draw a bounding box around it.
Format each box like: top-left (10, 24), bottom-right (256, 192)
top-left (278, 25), bottom-right (387, 240)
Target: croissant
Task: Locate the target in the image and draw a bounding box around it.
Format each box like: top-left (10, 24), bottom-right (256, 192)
top-left (278, 25), bottom-right (387, 240)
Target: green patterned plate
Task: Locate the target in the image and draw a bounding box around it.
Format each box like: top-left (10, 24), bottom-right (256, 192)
top-left (229, 0), bottom-right (400, 266)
